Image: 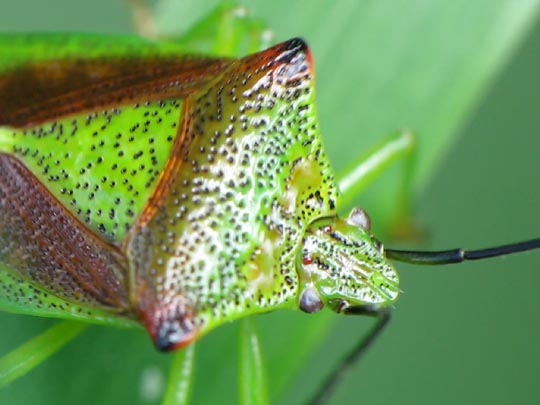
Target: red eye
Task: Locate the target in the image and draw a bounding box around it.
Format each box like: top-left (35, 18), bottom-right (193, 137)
top-left (303, 256), bottom-right (313, 265)
top-left (322, 225), bottom-right (332, 233)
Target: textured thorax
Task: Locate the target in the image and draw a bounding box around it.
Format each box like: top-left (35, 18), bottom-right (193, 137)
top-left (128, 40), bottom-right (338, 348)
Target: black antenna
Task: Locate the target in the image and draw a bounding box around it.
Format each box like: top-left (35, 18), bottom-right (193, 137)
top-left (386, 239), bottom-right (540, 265)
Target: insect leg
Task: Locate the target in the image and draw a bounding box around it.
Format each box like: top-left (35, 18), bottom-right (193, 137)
top-left (338, 129), bottom-right (415, 206)
top-left (128, 1), bottom-right (272, 56)
top-left (162, 344), bottom-right (196, 405)
top-left (0, 320), bottom-right (87, 387)
top-left (337, 129), bottom-right (418, 238)
top-left (308, 308), bottom-right (392, 405)
top-left (127, 0), bottom-right (159, 38)
top-left (239, 318), bottom-right (268, 405)
top-left (177, 2), bottom-right (273, 56)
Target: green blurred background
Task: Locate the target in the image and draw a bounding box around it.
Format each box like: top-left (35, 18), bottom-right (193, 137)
top-left (1, 1), bottom-right (540, 404)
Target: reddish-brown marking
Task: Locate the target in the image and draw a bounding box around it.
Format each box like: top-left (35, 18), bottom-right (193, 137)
top-left (133, 98), bottom-right (195, 227)
top-left (0, 55), bottom-right (233, 127)
top-left (303, 256), bottom-right (314, 265)
top-left (0, 154), bottom-right (130, 310)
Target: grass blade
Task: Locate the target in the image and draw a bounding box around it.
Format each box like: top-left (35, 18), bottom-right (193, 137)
top-left (0, 320), bottom-right (86, 388)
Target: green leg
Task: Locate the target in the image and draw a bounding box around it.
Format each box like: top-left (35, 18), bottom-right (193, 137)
top-left (179, 2), bottom-right (272, 56)
top-left (338, 129), bottom-right (415, 204)
top-left (162, 344), bottom-right (196, 405)
top-left (239, 318), bottom-right (268, 405)
top-left (309, 308), bottom-right (392, 404)
top-left (0, 320), bottom-right (87, 388)
top-left (337, 130), bottom-right (417, 236)
top-left (128, 0), bottom-right (159, 38)
top-left (128, 1), bottom-right (273, 56)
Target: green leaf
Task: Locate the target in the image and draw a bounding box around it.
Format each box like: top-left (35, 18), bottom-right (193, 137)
top-left (0, 1), bottom-right (539, 405)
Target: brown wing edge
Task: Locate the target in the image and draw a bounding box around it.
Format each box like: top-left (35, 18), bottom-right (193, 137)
top-left (0, 153), bottom-right (131, 312)
top-left (0, 54), bottom-right (233, 127)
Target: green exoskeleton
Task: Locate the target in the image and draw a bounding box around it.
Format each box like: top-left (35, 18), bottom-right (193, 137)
top-left (0, 36), bottom-right (402, 350)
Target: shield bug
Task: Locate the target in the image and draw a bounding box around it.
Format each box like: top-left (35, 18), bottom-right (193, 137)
top-left (1, 4), bottom-right (540, 402)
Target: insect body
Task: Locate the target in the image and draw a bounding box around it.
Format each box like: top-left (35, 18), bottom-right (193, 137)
top-left (1, 33), bottom-right (538, 404)
top-left (0, 38), bottom-right (398, 352)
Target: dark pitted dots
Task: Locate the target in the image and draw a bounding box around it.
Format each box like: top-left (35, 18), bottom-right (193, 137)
top-left (0, 155), bottom-right (128, 313)
top-left (115, 40), bottom-right (339, 339)
top-left (6, 99), bottom-right (184, 241)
